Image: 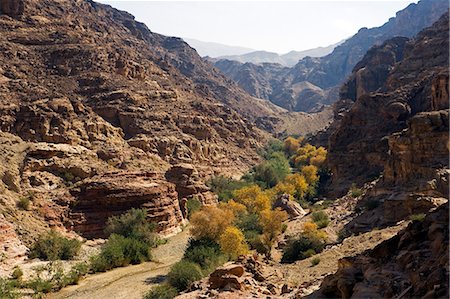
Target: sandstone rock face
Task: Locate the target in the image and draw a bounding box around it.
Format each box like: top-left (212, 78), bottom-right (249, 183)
top-left (165, 164), bottom-right (217, 205)
top-left (316, 203), bottom-right (449, 299)
top-left (70, 172), bottom-right (185, 238)
top-left (214, 0), bottom-right (448, 112)
top-left (327, 13), bottom-right (449, 196)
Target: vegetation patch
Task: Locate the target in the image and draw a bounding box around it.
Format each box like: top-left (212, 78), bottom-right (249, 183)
top-left (29, 231), bottom-right (81, 261)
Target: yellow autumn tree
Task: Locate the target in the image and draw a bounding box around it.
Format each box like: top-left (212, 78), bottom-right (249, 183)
top-left (273, 181), bottom-right (296, 196)
top-left (219, 226), bottom-right (249, 259)
top-left (190, 206), bottom-right (234, 241)
top-left (302, 221), bottom-right (327, 241)
top-left (233, 185), bottom-right (271, 214)
top-left (310, 147), bottom-right (327, 167)
top-left (284, 137), bottom-right (301, 156)
top-left (301, 165), bottom-right (319, 186)
top-left (285, 173), bottom-right (309, 199)
top-left (219, 200), bottom-right (247, 218)
top-left (260, 208), bottom-right (288, 258)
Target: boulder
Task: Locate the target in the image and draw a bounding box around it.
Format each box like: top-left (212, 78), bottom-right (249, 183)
top-left (273, 194), bottom-right (306, 219)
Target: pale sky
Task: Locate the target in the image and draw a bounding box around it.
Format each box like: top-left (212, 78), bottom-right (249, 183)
top-left (98, 0), bottom-right (418, 53)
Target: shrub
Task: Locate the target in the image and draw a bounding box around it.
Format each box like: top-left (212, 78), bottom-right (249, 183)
top-left (236, 213), bottom-right (263, 234)
top-left (91, 234), bottom-right (151, 272)
top-left (349, 184), bottom-right (363, 198)
top-left (29, 231), bottom-right (81, 261)
top-left (17, 196), bottom-right (31, 211)
top-left (183, 238), bottom-right (225, 273)
top-left (186, 198), bottom-right (201, 219)
top-left (254, 152), bottom-right (290, 188)
top-left (311, 211), bottom-right (330, 229)
top-left (11, 267), bottom-right (23, 281)
top-left (281, 235), bottom-right (325, 263)
top-left (303, 249), bottom-right (316, 258)
top-left (310, 257), bottom-right (321, 266)
top-left (409, 213), bottom-right (426, 222)
top-left (190, 206), bottom-right (234, 241)
top-left (105, 208), bottom-right (157, 246)
top-left (0, 278), bottom-right (19, 299)
top-left (219, 226), bottom-right (249, 260)
top-left (27, 277), bottom-right (53, 294)
top-left (167, 261), bottom-right (203, 291)
top-left (143, 284), bottom-right (178, 299)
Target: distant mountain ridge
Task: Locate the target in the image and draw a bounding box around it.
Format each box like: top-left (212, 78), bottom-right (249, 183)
top-left (214, 0), bottom-right (449, 113)
top-left (216, 41), bottom-right (343, 67)
top-left (183, 38), bottom-right (255, 57)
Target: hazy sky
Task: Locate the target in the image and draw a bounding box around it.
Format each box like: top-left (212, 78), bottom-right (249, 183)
top-left (98, 0), bottom-right (418, 53)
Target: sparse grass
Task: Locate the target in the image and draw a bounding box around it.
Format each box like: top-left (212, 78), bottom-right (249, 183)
top-left (409, 213), bottom-right (426, 222)
top-left (17, 196), bottom-right (31, 211)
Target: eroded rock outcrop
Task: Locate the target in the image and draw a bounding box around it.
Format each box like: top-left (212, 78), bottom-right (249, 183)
top-left (70, 172), bottom-right (185, 238)
top-left (315, 203), bottom-right (449, 299)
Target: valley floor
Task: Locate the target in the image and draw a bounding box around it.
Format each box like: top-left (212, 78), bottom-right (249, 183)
top-left (48, 229), bottom-right (190, 299)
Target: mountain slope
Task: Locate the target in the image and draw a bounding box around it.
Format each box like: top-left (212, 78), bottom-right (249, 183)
top-left (214, 0), bottom-right (448, 112)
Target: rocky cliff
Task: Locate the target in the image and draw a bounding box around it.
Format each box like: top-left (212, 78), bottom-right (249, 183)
top-left (214, 0), bottom-right (448, 112)
top-left (327, 12), bottom-right (449, 198)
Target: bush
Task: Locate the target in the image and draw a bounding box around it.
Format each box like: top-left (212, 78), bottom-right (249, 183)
top-left (0, 278), bottom-right (19, 299)
top-left (281, 234), bottom-right (326, 263)
top-left (143, 284), bottom-right (178, 299)
top-left (254, 152), bottom-right (290, 188)
top-left (11, 267), bottom-right (23, 281)
top-left (219, 226), bottom-right (249, 260)
top-left (186, 198), bottom-right (201, 219)
top-left (29, 231), bottom-right (81, 261)
top-left (236, 213), bottom-right (263, 234)
top-left (183, 238), bottom-right (225, 273)
top-left (91, 234), bottom-right (151, 272)
top-left (17, 196), bottom-right (31, 211)
top-left (27, 277), bottom-right (53, 294)
top-left (310, 257), bottom-right (320, 266)
top-left (350, 184), bottom-right (363, 198)
top-left (167, 261), bottom-right (203, 291)
top-left (303, 249), bottom-right (316, 258)
top-left (105, 208), bottom-right (157, 246)
top-left (409, 213), bottom-right (426, 222)
top-left (311, 211), bottom-right (330, 229)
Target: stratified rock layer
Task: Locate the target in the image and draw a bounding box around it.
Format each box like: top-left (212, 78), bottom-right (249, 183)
top-left (70, 172), bottom-right (185, 238)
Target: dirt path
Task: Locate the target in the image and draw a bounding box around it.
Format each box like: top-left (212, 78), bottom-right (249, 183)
top-left (48, 229), bottom-right (190, 299)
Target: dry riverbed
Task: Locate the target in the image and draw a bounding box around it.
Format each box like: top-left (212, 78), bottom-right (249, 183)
top-left (48, 229), bottom-right (190, 299)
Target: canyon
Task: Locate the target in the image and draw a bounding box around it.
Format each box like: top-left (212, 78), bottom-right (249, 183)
top-left (0, 0), bottom-right (448, 298)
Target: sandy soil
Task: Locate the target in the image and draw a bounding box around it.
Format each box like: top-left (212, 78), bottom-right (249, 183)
top-left (48, 229), bottom-right (190, 299)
